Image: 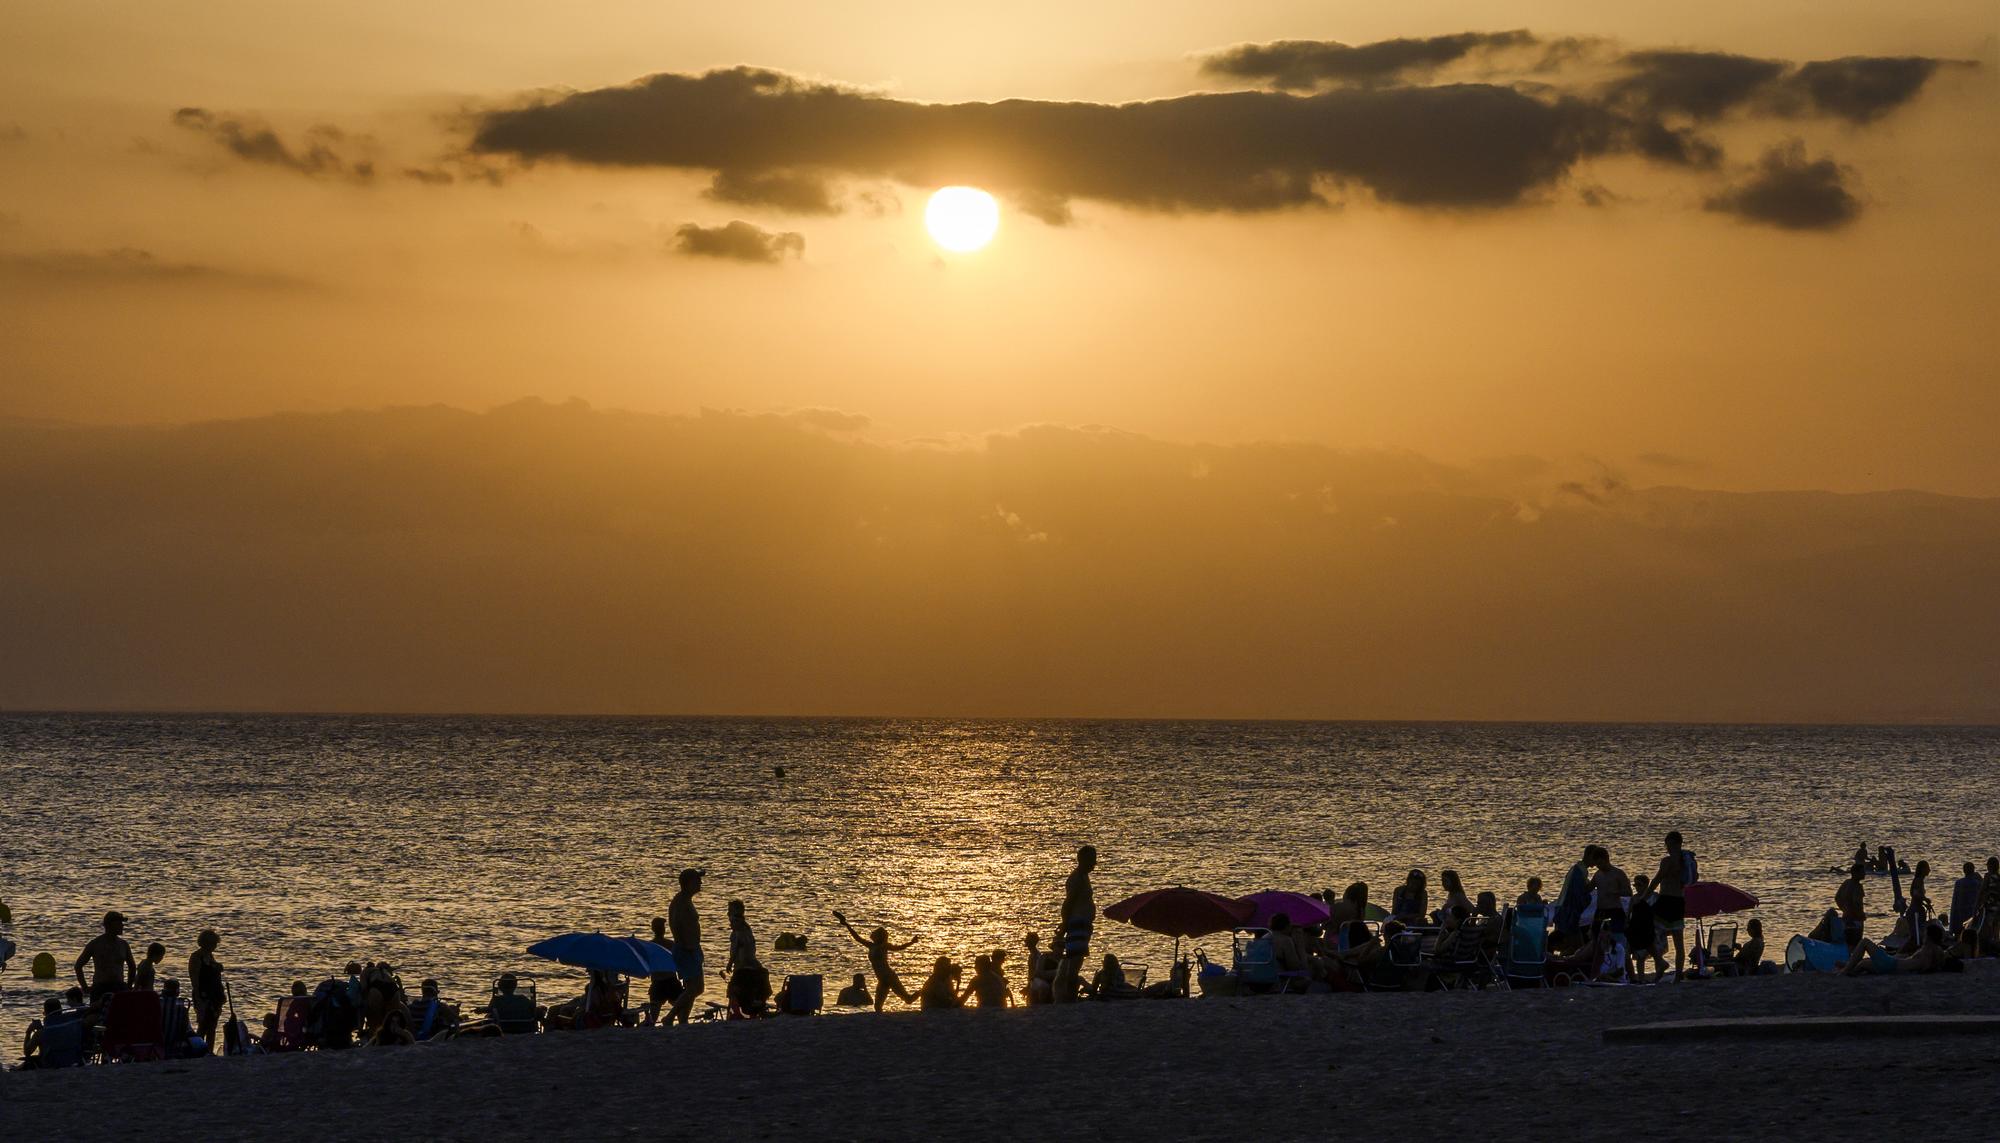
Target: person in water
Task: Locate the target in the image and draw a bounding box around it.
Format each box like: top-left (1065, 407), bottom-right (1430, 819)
top-left (1052, 845), bottom-right (1096, 1004)
top-left (665, 868), bottom-right (705, 1026)
top-left (833, 910), bottom-right (919, 1011)
top-left (835, 973), bottom-right (872, 1007)
top-left (1651, 830), bottom-right (1693, 981)
top-left (74, 911), bottom-right (135, 1002)
top-left (134, 942), bottom-right (166, 991)
top-left (186, 929), bottom-right (225, 1053)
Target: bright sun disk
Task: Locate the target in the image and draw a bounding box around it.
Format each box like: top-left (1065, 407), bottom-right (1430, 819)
top-left (925, 186), bottom-right (1000, 252)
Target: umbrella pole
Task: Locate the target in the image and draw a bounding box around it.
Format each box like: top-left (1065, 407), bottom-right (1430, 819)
top-left (1173, 935), bottom-right (1181, 996)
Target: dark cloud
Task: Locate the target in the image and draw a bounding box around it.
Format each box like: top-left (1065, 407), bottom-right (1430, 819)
top-left (672, 219), bottom-right (804, 263)
top-left (472, 66), bottom-right (1616, 214)
top-left (1201, 30), bottom-right (1536, 90)
top-left (1781, 57), bottom-right (1951, 124)
top-left (171, 108), bottom-right (376, 182)
top-left (0, 246), bottom-right (307, 288)
top-left (1705, 140), bottom-right (1859, 231)
top-left (705, 168), bottom-right (842, 214)
top-left (1607, 50), bottom-right (1961, 124)
top-left (402, 166), bottom-right (455, 186)
top-left (1608, 50), bottom-right (1788, 120)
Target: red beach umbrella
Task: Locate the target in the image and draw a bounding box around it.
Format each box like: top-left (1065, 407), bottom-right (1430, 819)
top-left (1236, 890), bottom-right (1332, 930)
top-left (1104, 887), bottom-right (1253, 937)
top-left (1683, 882), bottom-right (1758, 919)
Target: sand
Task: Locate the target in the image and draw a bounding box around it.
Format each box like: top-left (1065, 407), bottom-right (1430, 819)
top-left (5, 971), bottom-right (1997, 1141)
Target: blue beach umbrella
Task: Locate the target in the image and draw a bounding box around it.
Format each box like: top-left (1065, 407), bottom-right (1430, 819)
top-left (527, 932), bottom-right (677, 976)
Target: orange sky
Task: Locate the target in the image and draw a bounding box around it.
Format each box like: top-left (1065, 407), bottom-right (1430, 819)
top-left (0, 4), bottom-right (1995, 717)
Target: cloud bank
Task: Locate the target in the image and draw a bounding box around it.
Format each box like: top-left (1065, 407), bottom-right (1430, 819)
top-left (673, 219), bottom-right (805, 262)
top-left (2, 403), bottom-right (1995, 722)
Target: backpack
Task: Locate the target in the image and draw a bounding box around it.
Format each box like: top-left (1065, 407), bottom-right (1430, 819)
top-left (1681, 851), bottom-right (1700, 885)
top-left (309, 979), bottom-right (358, 1049)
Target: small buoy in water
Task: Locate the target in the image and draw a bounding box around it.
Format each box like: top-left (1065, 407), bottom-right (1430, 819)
top-left (773, 766), bottom-right (786, 778)
top-left (31, 951), bottom-right (58, 979)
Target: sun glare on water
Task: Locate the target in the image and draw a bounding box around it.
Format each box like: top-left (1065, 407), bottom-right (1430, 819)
top-left (925, 186), bottom-right (1000, 253)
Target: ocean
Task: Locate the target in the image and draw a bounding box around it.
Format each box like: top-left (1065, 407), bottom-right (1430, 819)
top-left (2, 714), bottom-right (1994, 1042)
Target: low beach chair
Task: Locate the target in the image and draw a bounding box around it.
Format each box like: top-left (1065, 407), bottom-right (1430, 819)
top-left (1234, 931), bottom-right (1280, 991)
top-left (1699, 923), bottom-right (1738, 977)
top-left (1501, 905), bottom-right (1549, 988)
top-left (1362, 929), bottom-right (1427, 991)
top-left (488, 977), bottom-right (541, 1034)
top-left (38, 1016), bottom-right (87, 1069)
top-left (781, 973), bottom-right (822, 1015)
top-left (99, 990), bottom-right (166, 1062)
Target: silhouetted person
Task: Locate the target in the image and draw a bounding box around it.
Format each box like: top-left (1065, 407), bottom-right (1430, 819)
top-left (1950, 862), bottom-right (1981, 934)
top-left (1651, 830), bottom-right (1693, 980)
top-left (835, 973), bottom-right (872, 1007)
top-left (1051, 845), bottom-right (1096, 1004)
top-left (1391, 869), bottom-right (1427, 926)
top-left (834, 910), bottom-right (918, 1010)
top-left (665, 868), bottom-right (705, 1026)
top-left (187, 929), bottom-right (225, 1053)
top-left (1518, 877), bottom-right (1544, 908)
top-left (74, 911), bottom-right (134, 1002)
top-left (646, 915), bottom-right (681, 1023)
top-left (915, 955), bottom-right (962, 1010)
top-left (134, 942), bottom-right (166, 991)
top-left (1837, 863), bottom-right (1868, 948)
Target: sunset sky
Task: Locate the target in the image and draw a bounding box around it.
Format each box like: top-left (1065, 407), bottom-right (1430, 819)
top-left (1, 3), bottom-right (1995, 718)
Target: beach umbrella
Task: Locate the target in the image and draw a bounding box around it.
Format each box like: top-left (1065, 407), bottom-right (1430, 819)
top-left (1103, 888), bottom-right (1253, 989)
top-left (1104, 887), bottom-right (1252, 937)
top-left (526, 932), bottom-right (677, 976)
top-left (1236, 890), bottom-right (1331, 930)
top-left (1683, 882), bottom-right (1758, 919)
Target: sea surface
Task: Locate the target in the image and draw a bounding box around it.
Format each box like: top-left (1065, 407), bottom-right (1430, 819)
top-left (2, 715), bottom-right (1995, 1044)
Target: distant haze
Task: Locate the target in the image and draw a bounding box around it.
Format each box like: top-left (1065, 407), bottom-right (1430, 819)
top-left (2, 402), bottom-right (1994, 722)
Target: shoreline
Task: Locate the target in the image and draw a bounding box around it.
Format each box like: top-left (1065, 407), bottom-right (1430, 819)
top-left (7, 971), bottom-right (1997, 1141)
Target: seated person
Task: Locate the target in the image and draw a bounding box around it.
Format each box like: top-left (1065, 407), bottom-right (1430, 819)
top-left (960, 954), bottom-right (1013, 1007)
top-left (368, 1004), bottom-right (416, 1046)
top-left (1267, 915), bottom-right (1309, 975)
top-left (1732, 919), bottom-right (1766, 975)
top-left (1843, 924), bottom-right (1953, 976)
top-left (835, 972), bottom-right (872, 1007)
top-left (1086, 953), bottom-right (1142, 999)
top-left (1545, 926), bottom-right (1621, 983)
top-left (1028, 950), bottom-right (1058, 1006)
top-left (158, 979), bottom-right (199, 1056)
top-left (18, 998), bottom-right (68, 1069)
top-left (409, 978), bottom-right (458, 1039)
top-left (1141, 958), bottom-right (1191, 999)
top-left (728, 963), bottom-right (773, 1017)
top-left (481, 973), bottom-right (541, 1033)
top-left (915, 956), bottom-right (963, 1010)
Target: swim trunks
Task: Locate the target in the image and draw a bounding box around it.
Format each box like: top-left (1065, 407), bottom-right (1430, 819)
top-left (1654, 895), bottom-right (1686, 931)
top-left (679, 948), bottom-right (705, 988)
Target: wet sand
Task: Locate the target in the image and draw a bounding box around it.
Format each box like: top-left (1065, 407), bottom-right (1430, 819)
top-left (7, 971), bottom-right (1997, 1141)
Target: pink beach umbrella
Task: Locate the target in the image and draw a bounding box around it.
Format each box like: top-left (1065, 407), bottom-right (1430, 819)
top-left (1683, 882), bottom-right (1759, 919)
top-left (1236, 890), bottom-right (1332, 930)
top-left (1103, 887), bottom-right (1253, 937)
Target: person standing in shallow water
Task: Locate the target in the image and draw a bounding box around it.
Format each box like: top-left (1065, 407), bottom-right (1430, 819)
top-left (1051, 845), bottom-right (1096, 1004)
top-left (665, 869), bottom-right (704, 1026)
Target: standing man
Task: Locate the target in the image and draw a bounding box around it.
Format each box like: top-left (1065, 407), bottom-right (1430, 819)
top-left (665, 868), bottom-right (704, 1026)
top-left (1051, 845), bottom-right (1095, 1004)
top-left (1836, 862), bottom-right (1868, 951)
top-left (74, 911), bottom-right (135, 1002)
top-left (187, 929), bottom-right (225, 1053)
top-left (1651, 831), bottom-right (1693, 981)
top-left (1949, 862), bottom-right (1981, 935)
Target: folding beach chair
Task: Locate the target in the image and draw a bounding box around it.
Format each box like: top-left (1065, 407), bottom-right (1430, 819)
top-left (781, 973), bottom-right (823, 1015)
top-left (100, 990), bottom-right (166, 1062)
top-left (1501, 904), bottom-right (1549, 988)
top-left (38, 1016), bottom-right (87, 1069)
top-left (1363, 929), bottom-right (1427, 991)
top-left (1233, 931), bottom-right (1280, 991)
top-left (1699, 923), bottom-right (1739, 977)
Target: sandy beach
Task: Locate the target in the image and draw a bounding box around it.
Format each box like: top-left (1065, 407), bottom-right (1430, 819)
top-left (7, 971), bottom-right (1996, 1141)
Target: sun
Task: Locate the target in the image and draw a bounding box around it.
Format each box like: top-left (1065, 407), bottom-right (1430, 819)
top-left (925, 186), bottom-right (1000, 252)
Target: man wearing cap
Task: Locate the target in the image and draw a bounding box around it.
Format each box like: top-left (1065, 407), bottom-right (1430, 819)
top-left (74, 911), bottom-right (136, 1002)
top-left (666, 868), bottom-right (705, 1025)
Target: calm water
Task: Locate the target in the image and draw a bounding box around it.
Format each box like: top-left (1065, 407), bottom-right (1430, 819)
top-left (2, 715), bottom-right (1996, 1043)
